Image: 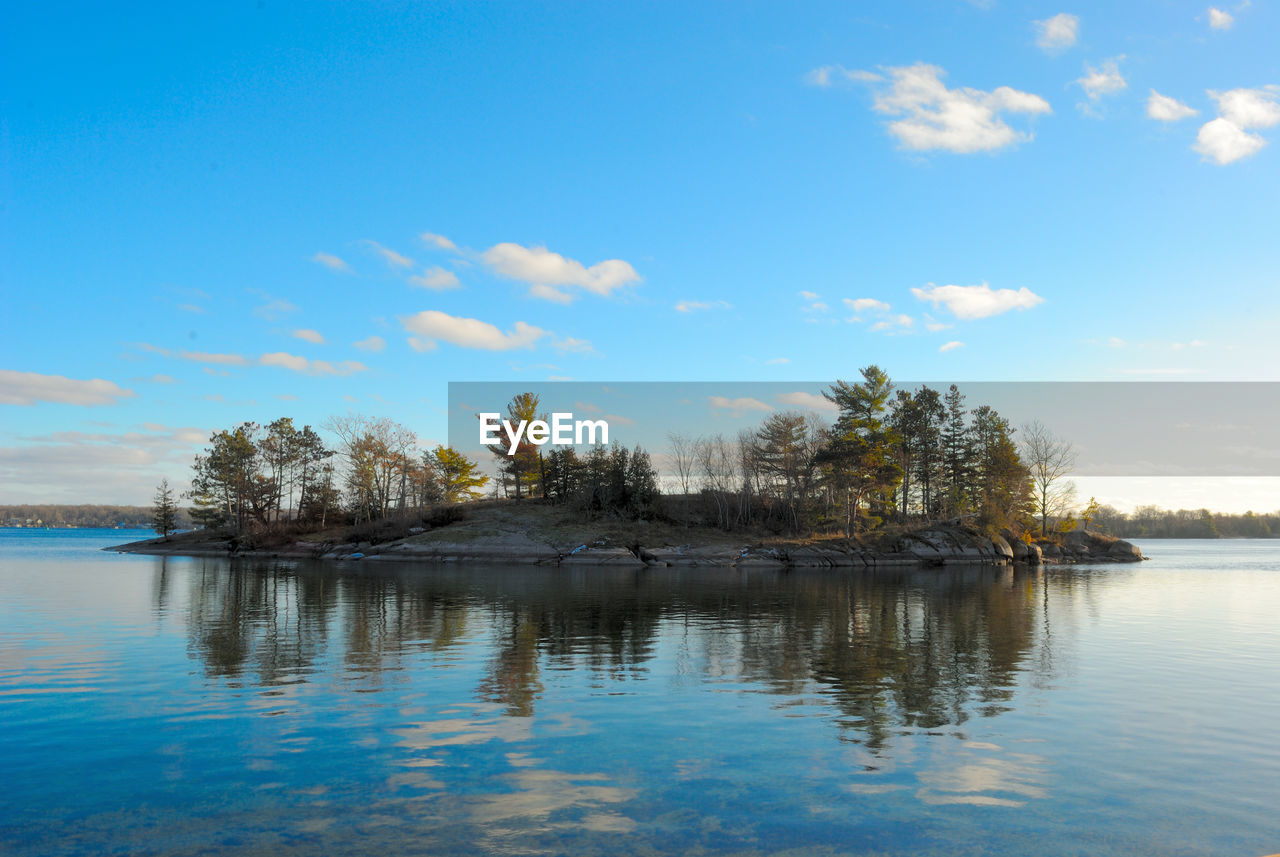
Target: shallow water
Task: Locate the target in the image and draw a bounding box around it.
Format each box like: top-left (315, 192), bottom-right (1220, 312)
top-left (2, 529), bottom-right (1278, 856)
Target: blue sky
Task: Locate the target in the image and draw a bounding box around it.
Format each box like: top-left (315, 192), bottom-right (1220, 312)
top-left (3, 1), bottom-right (1280, 506)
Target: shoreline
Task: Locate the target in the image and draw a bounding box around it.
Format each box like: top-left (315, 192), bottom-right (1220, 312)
top-left (104, 503), bottom-right (1146, 569)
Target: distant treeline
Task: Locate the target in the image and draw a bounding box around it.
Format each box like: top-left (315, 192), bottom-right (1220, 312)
top-left (1091, 505), bottom-right (1279, 539)
top-left (1, 504), bottom-right (193, 529)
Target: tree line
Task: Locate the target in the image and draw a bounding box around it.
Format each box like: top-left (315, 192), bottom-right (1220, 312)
top-left (667, 367), bottom-right (1063, 537)
top-left (161, 367), bottom-right (1085, 539)
top-left (485, 391), bottom-right (660, 518)
top-left (1, 503), bottom-right (192, 530)
top-left (1090, 504), bottom-right (1279, 539)
top-left (182, 415), bottom-right (488, 532)
top-left (486, 368), bottom-right (1074, 538)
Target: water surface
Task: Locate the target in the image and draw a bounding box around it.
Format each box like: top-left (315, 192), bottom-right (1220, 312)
top-left (2, 530), bottom-right (1278, 856)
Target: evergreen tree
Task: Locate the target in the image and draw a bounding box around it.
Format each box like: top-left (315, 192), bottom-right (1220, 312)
top-left (820, 365), bottom-right (902, 534)
top-left (152, 478), bottom-right (178, 539)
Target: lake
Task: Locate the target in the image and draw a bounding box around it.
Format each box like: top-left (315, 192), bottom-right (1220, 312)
top-left (2, 529), bottom-right (1278, 856)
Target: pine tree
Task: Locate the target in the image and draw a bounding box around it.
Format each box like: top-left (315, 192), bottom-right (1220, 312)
top-left (152, 478), bottom-right (178, 539)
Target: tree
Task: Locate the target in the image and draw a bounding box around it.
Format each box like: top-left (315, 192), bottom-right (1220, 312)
top-left (1020, 420), bottom-right (1078, 537)
top-left (487, 393), bottom-right (544, 500)
top-left (188, 424), bottom-right (260, 532)
top-left (940, 385), bottom-right (971, 516)
top-left (432, 445), bottom-right (489, 502)
top-left (969, 406), bottom-right (1031, 532)
top-left (152, 479), bottom-right (178, 539)
top-left (820, 366), bottom-right (902, 534)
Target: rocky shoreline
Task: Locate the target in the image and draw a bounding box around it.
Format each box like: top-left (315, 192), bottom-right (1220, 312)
top-left (107, 505), bottom-right (1145, 569)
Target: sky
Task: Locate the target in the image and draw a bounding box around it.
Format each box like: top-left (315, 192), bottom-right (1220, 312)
top-left (3, 0), bottom-right (1280, 509)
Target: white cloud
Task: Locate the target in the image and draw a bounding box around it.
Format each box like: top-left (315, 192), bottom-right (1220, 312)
top-left (1208, 7), bottom-right (1234, 29)
top-left (179, 350), bottom-right (250, 366)
top-left (292, 329), bottom-right (325, 344)
top-left (1195, 119), bottom-right (1266, 163)
top-left (408, 266), bottom-right (461, 290)
top-left (401, 310), bottom-right (547, 351)
top-left (1147, 90), bottom-right (1198, 121)
top-left (0, 370), bottom-right (137, 407)
top-left (312, 252), bottom-right (351, 273)
top-left (911, 282), bottom-right (1045, 319)
top-left (253, 298), bottom-right (299, 321)
top-left (353, 335), bottom-right (386, 352)
top-left (870, 314), bottom-right (915, 332)
top-left (1077, 57), bottom-right (1127, 101)
top-left (804, 65), bottom-right (882, 87)
top-left (799, 291), bottom-right (829, 313)
top-left (1194, 87), bottom-right (1280, 164)
top-left (363, 240), bottom-right (414, 269)
top-left (421, 231), bottom-right (458, 251)
top-left (776, 391), bottom-right (838, 415)
top-left (552, 337), bottom-right (597, 355)
top-left (480, 242), bottom-right (640, 301)
top-left (939, 341), bottom-right (966, 352)
top-left (1035, 13), bottom-right (1079, 53)
top-left (1215, 87), bottom-right (1280, 127)
top-left (844, 297), bottom-right (891, 313)
top-left (868, 63), bottom-right (1051, 153)
top-left (675, 299), bottom-right (732, 312)
top-left (766, 357), bottom-right (790, 365)
top-left (144, 374), bottom-right (178, 384)
top-left (709, 396), bottom-right (773, 417)
top-left (259, 352), bottom-right (367, 376)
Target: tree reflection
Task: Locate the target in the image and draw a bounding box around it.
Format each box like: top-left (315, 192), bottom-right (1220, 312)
top-left (167, 559), bottom-right (1100, 749)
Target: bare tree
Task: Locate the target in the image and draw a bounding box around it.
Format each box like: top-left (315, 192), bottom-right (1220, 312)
top-left (666, 432), bottom-right (696, 496)
top-left (1020, 420), bottom-right (1078, 536)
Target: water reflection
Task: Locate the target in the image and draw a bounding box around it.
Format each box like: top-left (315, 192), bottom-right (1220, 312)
top-left (170, 560), bottom-right (1114, 751)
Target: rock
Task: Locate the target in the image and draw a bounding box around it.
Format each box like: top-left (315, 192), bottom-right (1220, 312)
top-left (560, 547), bottom-right (646, 567)
top-left (1108, 539), bottom-right (1143, 560)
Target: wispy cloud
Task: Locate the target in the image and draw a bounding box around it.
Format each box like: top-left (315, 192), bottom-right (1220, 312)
top-left (353, 335), bottom-right (386, 352)
top-left (292, 329), bottom-right (325, 345)
top-left (1034, 13), bottom-right (1079, 53)
top-left (362, 240), bottom-right (414, 269)
top-left (939, 341), bottom-right (966, 352)
top-left (421, 231), bottom-right (458, 251)
top-left (709, 395), bottom-right (773, 417)
top-left (1147, 90), bottom-right (1198, 122)
top-left (776, 391), bottom-right (838, 415)
top-left (408, 266), bottom-right (461, 290)
top-left (259, 352), bottom-right (367, 376)
top-left (179, 350), bottom-right (251, 366)
top-left (252, 294), bottom-right (299, 321)
top-left (911, 282), bottom-right (1044, 319)
top-left (870, 314), bottom-right (915, 332)
top-left (552, 337), bottom-right (596, 355)
top-left (844, 297), bottom-right (892, 314)
top-left (803, 65), bottom-right (883, 88)
top-left (402, 310), bottom-right (547, 351)
top-left (675, 299), bottom-right (732, 313)
top-left (312, 252), bottom-right (351, 273)
top-left (862, 63), bottom-right (1051, 153)
top-left (0, 369), bottom-right (137, 407)
top-left (1077, 57), bottom-right (1127, 106)
top-left (799, 291), bottom-right (829, 313)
